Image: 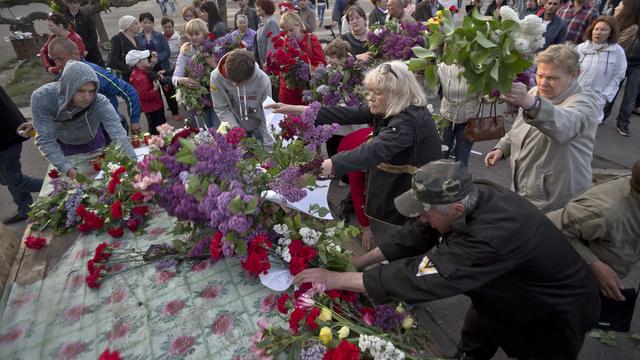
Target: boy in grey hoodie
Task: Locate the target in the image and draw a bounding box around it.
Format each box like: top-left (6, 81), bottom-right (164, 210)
top-left (210, 49), bottom-right (273, 147)
top-left (31, 60), bottom-right (136, 179)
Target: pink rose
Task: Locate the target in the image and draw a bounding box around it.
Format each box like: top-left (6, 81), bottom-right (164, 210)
top-left (108, 321), bottom-right (131, 341)
top-left (155, 271), bottom-right (176, 284)
top-left (191, 260), bottom-right (209, 272)
top-left (63, 305), bottom-right (87, 322)
top-left (211, 313), bottom-right (234, 336)
top-left (162, 299), bottom-right (186, 317)
top-left (105, 288), bottom-right (129, 305)
top-left (168, 335), bottom-right (195, 356)
top-left (199, 285), bottom-right (222, 300)
top-left (57, 341), bottom-right (88, 360)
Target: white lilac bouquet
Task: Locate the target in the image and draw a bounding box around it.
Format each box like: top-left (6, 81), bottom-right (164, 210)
top-left (302, 55), bottom-right (367, 106)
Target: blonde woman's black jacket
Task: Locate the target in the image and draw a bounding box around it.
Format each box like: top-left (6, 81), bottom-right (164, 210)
top-left (316, 104), bottom-right (442, 225)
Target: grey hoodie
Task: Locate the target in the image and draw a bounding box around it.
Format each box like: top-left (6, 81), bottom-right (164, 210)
top-left (31, 60), bottom-right (135, 175)
top-left (210, 54), bottom-right (273, 146)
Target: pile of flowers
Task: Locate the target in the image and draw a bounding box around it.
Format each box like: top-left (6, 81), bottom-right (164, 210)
top-left (409, 8), bottom-right (534, 95)
top-left (367, 19), bottom-right (427, 61)
top-left (302, 55), bottom-right (366, 106)
top-left (252, 283), bottom-right (435, 359)
top-left (265, 31), bottom-right (312, 90)
top-left (28, 144), bottom-right (152, 238)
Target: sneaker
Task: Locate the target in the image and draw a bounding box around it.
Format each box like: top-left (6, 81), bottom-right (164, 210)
top-left (2, 213), bottom-right (28, 225)
top-left (616, 126), bottom-right (630, 137)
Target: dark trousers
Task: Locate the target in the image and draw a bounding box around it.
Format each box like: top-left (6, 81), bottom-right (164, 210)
top-left (443, 122), bottom-right (473, 167)
top-left (0, 142), bottom-right (43, 216)
top-left (458, 306), bottom-right (583, 360)
top-left (145, 109), bottom-right (167, 135)
top-left (160, 77), bottom-right (179, 116)
top-left (617, 67), bottom-right (640, 131)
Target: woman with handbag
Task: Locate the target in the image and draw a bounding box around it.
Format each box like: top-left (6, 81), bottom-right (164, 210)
top-left (267, 61), bottom-right (442, 247)
top-left (485, 44), bottom-right (599, 213)
top-left (437, 63), bottom-right (481, 167)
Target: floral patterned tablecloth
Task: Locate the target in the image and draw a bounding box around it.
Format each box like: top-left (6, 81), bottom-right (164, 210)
top-left (0, 212), bottom-right (280, 360)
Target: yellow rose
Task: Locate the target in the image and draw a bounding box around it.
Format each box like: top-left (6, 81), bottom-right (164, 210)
top-left (319, 308), bottom-right (332, 322)
top-left (319, 327), bottom-right (333, 345)
top-left (436, 10), bottom-right (443, 17)
top-left (402, 316), bottom-right (415, 330)
top-left (337, 326), bottom-right (350, 339)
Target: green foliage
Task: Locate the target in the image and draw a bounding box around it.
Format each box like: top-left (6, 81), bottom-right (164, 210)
top-left (589, 330), bottom-right (617, 346)
top-left (410, 9), bottom-right (531, 96)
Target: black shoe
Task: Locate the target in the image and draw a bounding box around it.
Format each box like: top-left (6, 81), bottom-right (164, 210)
top-left (616, 126), bottom-right (631, 137)
top-left (2, 213), bottom-right (28, 225)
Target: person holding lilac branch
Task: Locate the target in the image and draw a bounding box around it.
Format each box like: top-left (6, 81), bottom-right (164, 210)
top-left (267, 61), bottom-right (442, 248)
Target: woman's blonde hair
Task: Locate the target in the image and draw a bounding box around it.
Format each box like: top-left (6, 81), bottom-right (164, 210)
top-left (535, 44), bottom-right (580, 76)
top-left (279, 12), bottom-right (306, 32)
top-left (180, 18), bottom-right (209, 53)
top-left (363, 61), bottom-right (427, 118)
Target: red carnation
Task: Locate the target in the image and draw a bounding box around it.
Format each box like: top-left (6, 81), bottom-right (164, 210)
top-left (131, 191), bottom-right (144, 202)
top-left (131, 206), bottom-right (149, 217)
top-left (92, 160), bottom-right (102, 171)
top-left (94, 242), bottom-right (112, 261)
top-left (326, 290), bottom-right (341, 299)
top-left (277, 293), bottom-right (290, 314)
top-left (112, 166), bottom-right (126, 177)
top-left (209, 231), bottom-right (223, 260)
top-left (126, 219), bottom-right (139, 232)
top-left (207, 32), bottom-right (216, 40)
top-left (339, 291), bottom-right (358, 304)
top-left (98, 348), bottom-right (122, 360)
top-left (225, 127), bottom-right (247, 145)
top-left (288, 308), bottom-right (305, 333)
top-left (360, 307), bottom-right (376, 326)
top-left (449, 5), bottom-right (459, 13)
top-left (76, 204), bottom-right (87, 217)
top-left (108, 178), bottom-right (120, 194)
top-left (48, 169), bottom-right (59, 178)
top-left (24, 235), bottom-right (46, 250)
top-left (323, 340), bottom-right (360, 360)
top-left (111, 200), bottom-right (123, 219)
top-left (289, 256), bottom-right (307, 276)
top-left (305, 307), bottom-right (321, 330)
top-left (85, 271), bottom-right (101, 289)
top-left (108, 227), bottom-right (124, 238)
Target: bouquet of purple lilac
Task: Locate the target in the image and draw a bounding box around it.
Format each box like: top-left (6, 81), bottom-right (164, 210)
top-left (201, 32), bottom-right (242, 61)
top-left (302, 55), bottom-right (366, 107)
top-left (367, 19), bottom-right (427, 60)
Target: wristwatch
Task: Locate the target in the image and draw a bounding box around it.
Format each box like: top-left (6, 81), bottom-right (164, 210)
top-left (523, 95), bottom-right (541, 114)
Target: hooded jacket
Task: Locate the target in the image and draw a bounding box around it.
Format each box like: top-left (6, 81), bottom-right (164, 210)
top-left (494, 82), bottom-right (598, 213)
top-left (210, 53), bottom-right (272, 145)
top-left (31, 60), bottom-right (136, 175)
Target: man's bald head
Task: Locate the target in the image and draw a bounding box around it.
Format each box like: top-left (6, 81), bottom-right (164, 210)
top-left (48, 37), bottom-right (82, 69)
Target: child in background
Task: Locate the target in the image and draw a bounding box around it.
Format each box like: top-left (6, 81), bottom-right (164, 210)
top-left (126, 50), bottom-right (167, 135)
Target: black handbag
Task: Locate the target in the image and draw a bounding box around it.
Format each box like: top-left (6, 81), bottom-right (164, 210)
top-left (595, 286), bottom-right (638, 332)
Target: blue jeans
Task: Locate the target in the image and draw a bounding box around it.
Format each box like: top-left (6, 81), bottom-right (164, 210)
top-left (317, 3), bottom-right (327, 25)
top-left (203, 108), bottom-right (220, 130)
top-left (443, 122), bottom-right (474, 167)
top-left (0, 142), bottom-right (43, 216)
top-left (617, 67), bottom-right (640, 131)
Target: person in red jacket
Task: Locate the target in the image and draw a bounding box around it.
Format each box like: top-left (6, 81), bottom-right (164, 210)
top-left (278, 12), bottom-right (326, 105)
top-left (126, 50), bottom-right (166, 135)
top-left (40, 13), bottom-right (86, 75)
top-left (337, 127), bottom-right (373, 250)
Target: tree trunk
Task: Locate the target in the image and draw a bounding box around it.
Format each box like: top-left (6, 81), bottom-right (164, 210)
top-left (93, 13), bottom-right (109, 44)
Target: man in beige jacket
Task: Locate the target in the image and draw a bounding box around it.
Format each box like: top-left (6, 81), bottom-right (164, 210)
top-left (485, 45), bottom-right (598, 212)
top-left (547, 161), bottom-right (640, 301)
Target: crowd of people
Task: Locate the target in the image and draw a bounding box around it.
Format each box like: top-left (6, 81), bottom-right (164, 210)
top-left (0, 0), bottom-right (639, 358)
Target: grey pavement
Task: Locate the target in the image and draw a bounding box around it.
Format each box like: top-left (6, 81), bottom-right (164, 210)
top-left (2, 1), bottom-right (640, 359)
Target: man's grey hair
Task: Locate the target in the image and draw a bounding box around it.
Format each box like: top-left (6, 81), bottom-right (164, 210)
top-left (431, 188), bottom-right (478, 217)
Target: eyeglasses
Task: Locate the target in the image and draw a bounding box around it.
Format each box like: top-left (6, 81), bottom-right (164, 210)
top-left (379, 63), bottom-right (398, 78)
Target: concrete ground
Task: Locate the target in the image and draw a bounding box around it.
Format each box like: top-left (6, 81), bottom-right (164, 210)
top-left (1, 0), bottom-right (640, 358)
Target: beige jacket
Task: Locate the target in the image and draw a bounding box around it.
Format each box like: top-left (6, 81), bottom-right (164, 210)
top-left (494, 82), bottom-right (598, 212)
top-left (547, 176), bottom-right (640, 278)
top-left (437, 63), bottom-right (481, 124)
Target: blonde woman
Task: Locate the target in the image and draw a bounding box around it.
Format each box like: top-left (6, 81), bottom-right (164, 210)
top-left (267, 61), bottom-right (442, 248)
top-left (171, 19), bottom-right (219, 128)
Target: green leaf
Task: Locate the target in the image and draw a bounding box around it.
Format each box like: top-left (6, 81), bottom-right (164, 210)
top-left (428, 31), bottom-right (443, 51)
top-left (407, 58), bottom-right (427, 72)
top-left (178, 137), bottom-right (196, 151)
top-left (304, 175), bottom-right (316, 187)
top-left (244, 197), bottom-right (258, 215)
top-left (88, 194), bottom-right (98, 206)
top-left (186, 175), bottom-right (201, 194)
top-left (490, 61), bottom-right (500, 83)
top-left (172, 239), bottom-right (189, 254)
top-left (315, 207), bottom-right (330, 218)
top-left (294, 213), bottom-right (302, 227)
top-left (411, 46), bottom-right (432, 59)
top-left (475, 31), bottom-right (497, 48)
top-left (423, 65), bottom-right (438, 93)
top-left (503, 37), bottom-right (513, 56)
top-left (470, 48), bottom-right (495, 66)
top-left (228, 196), bottom-right (245, 214)
top-left (175, 147), bottom-right (196, 165)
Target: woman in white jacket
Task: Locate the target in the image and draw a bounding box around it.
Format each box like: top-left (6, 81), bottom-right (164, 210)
top-left (576, 16), bottom-right (627, 123)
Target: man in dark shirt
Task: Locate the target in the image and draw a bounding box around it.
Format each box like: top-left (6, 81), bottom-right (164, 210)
top-left (295, 160), bottom-right (600, 359)
top-left (64, 0), bottom-right (104, 66)
top-left (540, 0), bottom-right (568, 49)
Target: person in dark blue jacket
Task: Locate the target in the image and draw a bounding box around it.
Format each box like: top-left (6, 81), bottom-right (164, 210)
top-left (48, 37), bottom-right (142, 133)
top-left (135, 12), bottom-right (172, 72)
top-left (540, 0), bottom-right (568, 50)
